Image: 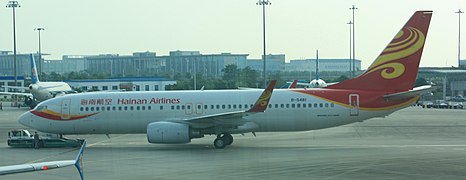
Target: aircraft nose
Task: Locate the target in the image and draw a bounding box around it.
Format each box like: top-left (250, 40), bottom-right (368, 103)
top-left (18, 111), bottom-right (33, 128)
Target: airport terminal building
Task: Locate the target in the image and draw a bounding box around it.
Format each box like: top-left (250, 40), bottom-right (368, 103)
top-left (0, 50), bottom-right (360, 79)
top-left (64, 77), bottom-right (176, 92)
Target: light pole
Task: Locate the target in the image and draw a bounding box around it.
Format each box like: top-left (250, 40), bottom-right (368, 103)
top-left (347, 21), bottom-right (353, 77)
top-left (35, 27), bottom-right (45, 75)
top-left (456, 9), bottom-right (463, 68)
top-left (6, 1), bottom-right (20, 87)
top-left (349, 5), bottom-right (357, 76)
top-left (256, 0), bottom-right (271, 88)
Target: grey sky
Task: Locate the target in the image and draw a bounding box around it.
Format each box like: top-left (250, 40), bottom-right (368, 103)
top-left (0, 0), bottom-right (465, 68)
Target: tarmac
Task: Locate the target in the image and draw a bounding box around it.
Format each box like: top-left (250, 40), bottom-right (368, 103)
top-left (1, 106), bottom-right (466, 179)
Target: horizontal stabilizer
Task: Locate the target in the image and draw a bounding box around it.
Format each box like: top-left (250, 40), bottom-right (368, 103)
top-left (383, 85), bottom-right (438, 101)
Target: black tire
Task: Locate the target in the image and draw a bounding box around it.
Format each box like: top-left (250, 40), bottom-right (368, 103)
top-left (214, 138), bottom-right (226, 149)
top-left (223, 134), bottom-right (234, 146)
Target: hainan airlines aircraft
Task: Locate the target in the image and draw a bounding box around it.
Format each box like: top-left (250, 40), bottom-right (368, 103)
top-left (1, 54), bottom-right (75, 108)
top-left (18, 11), bottom-right (433, 149)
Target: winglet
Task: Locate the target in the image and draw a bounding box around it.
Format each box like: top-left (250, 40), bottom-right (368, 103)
top-left (247, 80), bottom-right (276, 112)
top-left (74, 141), bottom-right (86, 180)
top-left (288, 80), bottom-right (298, 89)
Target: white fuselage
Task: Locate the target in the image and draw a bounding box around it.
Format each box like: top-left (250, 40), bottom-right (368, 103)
top-left (18, 89), bottom-right (409, 135)
top-left (29, 81), bottom-right (73, 101)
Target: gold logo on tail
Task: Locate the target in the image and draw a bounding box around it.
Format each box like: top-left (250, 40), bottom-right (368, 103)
top-left (364, 27), bottom-right (425, 80)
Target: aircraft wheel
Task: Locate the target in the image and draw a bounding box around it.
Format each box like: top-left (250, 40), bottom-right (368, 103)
top-left (213, 138), bottom-right (226, 149)
top-left (222, 134), bottom-right (234, 145)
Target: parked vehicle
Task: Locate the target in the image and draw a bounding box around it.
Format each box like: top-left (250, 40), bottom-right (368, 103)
top-left (7, 129), bottom-right (84, 148)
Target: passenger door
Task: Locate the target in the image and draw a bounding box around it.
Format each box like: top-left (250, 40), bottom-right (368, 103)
top-left (349, 94), bottom-right (359, 116)
top-left (61, 99), bottom-right (71, 120)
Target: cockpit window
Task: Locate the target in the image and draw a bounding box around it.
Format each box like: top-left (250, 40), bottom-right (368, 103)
top-left (36, 105), bottom-right (47, 111)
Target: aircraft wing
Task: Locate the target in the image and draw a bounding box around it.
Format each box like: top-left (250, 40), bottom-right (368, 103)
top-left (0, 141), bottom-right (85, 180)
top-left (384, 85), bottom-right (439, 101)
top-left (183, 80), bottom-right (276, 128)
top-left (1, 85), bottom-right (29, 91)
top-left (0, 92), bottom-right (33, 98)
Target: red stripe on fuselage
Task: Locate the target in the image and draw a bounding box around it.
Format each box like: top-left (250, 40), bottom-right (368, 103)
top-left (31, 110), bottom-right (98, 121)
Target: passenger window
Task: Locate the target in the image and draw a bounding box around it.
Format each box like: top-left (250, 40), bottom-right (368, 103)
top-left (142, 106), bottom-right (145, 110)
top-left (130, 106), bottom-right (134, 110)
top-left (314, 103), bottom-right (318, 108)
top-left (303, 104), bottom-right (306, 108)
top-left (181, 105), bottom-right (185, 110)
top-left (216, 105), bottom-right (220, 109)
top-left (292, 104), bottom-right (295, 108)
top-left (211, 105), bottom-right (214, 109)
top-left (159, 106), bottom-right (163, 110)
top-left (319, 103), bottom-right (323, 108)
top-left (275, 104), bottom-right (278, 108)
top-left (198, 105), bottom-right (202, 109)
top-left (286, 104), bottom-right (290, 108)
top-left (148, 106), bottom-right (152, 110)
top-left (171, 106), bottom-right (174, 110)
top-left (228, 105), bottom-right (231, 109)
top-left (137, 106), bottom-right (140, 110)
top-left (118, 107), bottom-right (122, 111)
top-left (204, 105), bottom-right (208, 109)
top-left (269, 104), bottom-right (272, 108)
top-left (124, 106), bottom-right (128, 111)
top-left (176, 105), bottom-right (180, 110)
top-left (239, 104), bottom-right (242, 109)
top-left (91, 107), bottom-right (94, 111)
top-left (331, 103), bottom-right (334, 108)
top-left (233, 104), bottom-right (237, 109)
top-left (80, 107), bottom-right (84, 111)
top-left (187, 105), bottom-right (191, 110)
top-left (222, 105), bottom-right (225, 109)
top-left (297, 104), bottom-right (301, 108)
top-left (281, 104), bottom-right (284, 108)
top-left (325, 103), bottom-right (329, 108)
top-left (112, 106), bottom-right (116, 111)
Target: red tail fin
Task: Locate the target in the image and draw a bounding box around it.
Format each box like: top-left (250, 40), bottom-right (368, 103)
top-left (328, 11), bottom-right (432, 92)
top-left (248, 80), bottom-right (276, 112)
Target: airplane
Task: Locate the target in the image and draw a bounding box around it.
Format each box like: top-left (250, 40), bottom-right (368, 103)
top-left (18, 11), bottom-right (433, 149)
top-left (0, 141), bottom-right (85, 180)
top-left (309, 49), bottom-right (327, 88)
top-left (1, 54), bottom-right (76, 108)
top-left (289, 50), bottom-right (329, 89)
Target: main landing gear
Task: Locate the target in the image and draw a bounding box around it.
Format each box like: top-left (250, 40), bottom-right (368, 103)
top-left (213, 133), bottom-right (233, 149)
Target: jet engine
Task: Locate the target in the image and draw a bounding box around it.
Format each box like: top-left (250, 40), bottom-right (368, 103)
top-left (147, 122), bottom-right (203, 144)
top-left (29, 84), bottom-right (39, 91)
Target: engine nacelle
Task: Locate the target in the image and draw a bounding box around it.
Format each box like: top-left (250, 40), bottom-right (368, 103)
top-left (147, 122), bottom-right (203, 144)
